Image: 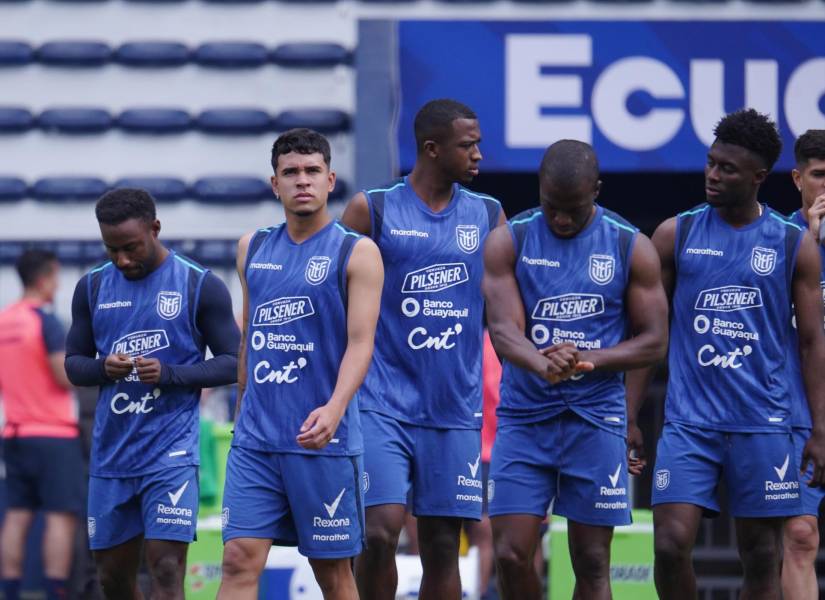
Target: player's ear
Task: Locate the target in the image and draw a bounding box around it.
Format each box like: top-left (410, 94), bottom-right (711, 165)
top-left (753, 167), bottom-right (768, 185)
top-left (593, 180), bottom-right (602, 199)
top-left (791, 168), bottom-right (802, 192)
top-left (423, 139), bottom-right (438, 159)
top-left (327, 170), bottom-right (336, 194)
top-left (270, 175), bottom-right (280, 200)
top-left (151, 219), bottom-right (161, 238)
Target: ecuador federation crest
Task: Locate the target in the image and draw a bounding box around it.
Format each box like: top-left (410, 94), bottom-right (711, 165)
top-left (588, 254), bottom-right (615, 285)
top-left (156, 291), bottom-right (182, 320)
top-left (305, 255), bottom-right (331, 285)
top-left (655, 469), bottom-right (670, 491)
top-left (456, 225), bottom-right (480, 254)
top-left (750, 246), bottom-right (777, 276)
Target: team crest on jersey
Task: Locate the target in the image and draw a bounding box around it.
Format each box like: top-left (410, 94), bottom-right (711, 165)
top-left (305, 256), bottom-right (331, 285)
top-left (157, 291), bottom-right (182, 320)
top-left (455, 225), bottom-right (480, 253)
top-left (655, 469), bottom-right (670, 491)
top-left (589, 254), bottom-right (615, 285)
top-left (750, 246), bottom-right (777, 276)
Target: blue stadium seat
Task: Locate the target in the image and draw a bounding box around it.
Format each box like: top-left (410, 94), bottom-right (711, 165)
top-left (194, 42), bottom-right (268, 68)
top-left (192, 240), bottom-right (236, 266)
top-left (165, 239), bottom-right (198, 257)
top-left (0, 107), bottom-right (35, 132)
top-left (31, 177), bottom-right (108, 201)
top-left (113, 177), bottom-right (188, 202)
top-left (270, 43), bottom-right (351, 67)
top-left (0, 177), bottom-right (27, 200)
top-left (51, 240), bottom-right (87, 264)
top-left (114, 42), bottom-right (190, 67)
top-left (191, 176), bottom-right (270, 203)
top-left (36, 41), bottom-right (111, 66)
top-left (82, 240), bottom-right (107, 264)
top-left (273, 109), bottom-right (350, 133)
top-left (0, 41), bottom-right (33, 66)
top-left (117, 108), bottom-right (191, 133)
top-left (330, 179), bottom-right (348, 201)
top-left (196, 109), bottom-right (271, 134)
top-left (38, 108), bottom-right (113, 133)
top-left (0, 242), bottom-right (27, 266)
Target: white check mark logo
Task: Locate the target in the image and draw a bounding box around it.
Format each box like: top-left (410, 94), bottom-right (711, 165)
top-left (324, 488), bottom-right (346, 519)
top-left (468, 454), bottom-right (481, 478)
top-left (608, 464), bottom-right (622, 488)
top-left (168, 481), bottom-right (189, 507)
top-left (774, 455), bottom-right (790, 481)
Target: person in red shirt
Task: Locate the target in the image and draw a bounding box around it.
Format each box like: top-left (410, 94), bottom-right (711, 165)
top-left (0, 250), bottom-right (83, 600)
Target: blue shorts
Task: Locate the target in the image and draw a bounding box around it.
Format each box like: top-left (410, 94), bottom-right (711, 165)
top-left (488, 411), bottom-right (631, 527)
top-left (3, 436), bottom-right (84, 513)
top-left (222, 446), bottom-right (365, 559)
top-left (792, 428), bottom-right (825, 517)
top-left (652, 423), bottom-right (802, 518)
top-left (87, 466), bottom-right (198, 550)
top-left (361, 410), bottom-right (482, 520)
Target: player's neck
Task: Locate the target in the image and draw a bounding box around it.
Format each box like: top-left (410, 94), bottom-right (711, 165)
top-left (286, 210), bottom-right (332, 243)
top-left (408, 167), bottom-right (454, 210)
top-left (715, 199), bottom-right (763, 228)
top-left (21, 288), bottom-right (47, 304)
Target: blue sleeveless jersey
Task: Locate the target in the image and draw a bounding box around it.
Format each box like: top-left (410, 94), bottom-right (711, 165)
top-left (233, 220), bottom-right (363, 455)
top-left (666, 204), bottom-right (803, 432)
top-left (88, 252), bottom-right (208, 477)
top-left (498, 205), bottom-right (637, 435)
top-left (786, 210), bottom-right (825, 429)
top-left (359, 177), bottom-right (502, 429)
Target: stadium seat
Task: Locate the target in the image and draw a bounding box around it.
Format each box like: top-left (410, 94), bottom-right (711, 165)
top-left (0, 107), bottom-right (35, 132)
top-left (114, 42), bottom-right (190, 67)
top-left (36, 41), bottom-right (111, 66)
top-left (117, 108), bottom-right (192, 133)
top-left (330, 179), bottom-right (348, 201)
top-left (0, 242), bottom-right (27, 266)
top-left (194, 42), bottom-right (268, 68)
top-left (0, 41), bottom-right (33, 66)
top-left (0, 177), bottom-right (27, 200)
top-left (273, 109), bottom-right (350, 133)
top-left (270, 43), bottom-right (351, 68)
top-left (192, 240), bottom-right (237, 266)
top-left (166, 238), bottom-right (198, 257)
top-left (38, 108), bottom-right (113, 133)
top-left (31, 177), bottom-right (108, 201)
top-left (191, 176), bottom-right (271, 203)
top-left (196, 109), bottom-right (271, 134)
top-left (113, 177), bottom-right (188, 202)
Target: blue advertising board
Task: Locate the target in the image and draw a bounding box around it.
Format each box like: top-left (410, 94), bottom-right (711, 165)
top-left (396, 21), bottom-right (825, 172)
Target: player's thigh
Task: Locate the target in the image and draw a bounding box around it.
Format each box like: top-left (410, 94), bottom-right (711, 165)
top-left (791, 428), bottom-right (825, 517)
top-left (87, 476), bottom-right (144, 551)
top-left (139, 465), bottom-right (199, 544)
top-left (361, 411), bottom-right (413, 508)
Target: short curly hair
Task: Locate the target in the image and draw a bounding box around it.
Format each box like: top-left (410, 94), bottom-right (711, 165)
top-left (794, 129), bottom-right (825, 166)
top-left (713, 109), bottom-right (782, 171)
top-left (96, 188), bottom-right (156, 225)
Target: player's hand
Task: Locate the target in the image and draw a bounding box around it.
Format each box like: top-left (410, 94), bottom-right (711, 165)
top-left (626, 421), bottom-right (647, 476)
top-left (805, 193), bottom-right (825, 242)
top-left (104, 353), bottom-right (134, 380)
top-left (538, 344), bottom-right (595, 383)
top-left (297, 403), bottom-right (344, 450)
top-left (801, 429), bottom-right (825, 487)
top-left (135, 357), bottom-right (163, 385)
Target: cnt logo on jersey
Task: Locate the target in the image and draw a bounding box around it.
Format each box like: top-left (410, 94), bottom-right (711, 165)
top-left (253, 297), bottom-right (315, 327)
top-left (456, 224), bottom-right (480, 253)
top-left (589, 254), bottom-right (615, 285)
top-left (305, 256), bottom-right (331, 285)
top-left (532, 293), bottom-right (605, 322)
top-left (157, 291), bottom-right (182, 320)
top-left (751, 247), bottom-right (777, 276)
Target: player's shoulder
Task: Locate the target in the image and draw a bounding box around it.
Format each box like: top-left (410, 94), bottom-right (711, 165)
top-left (457, 184), bottom-right (501, 207)
top-left (600, 207), bottom-right (639, 233)
top-left (333, 220), bottom-right (363, 239)
top-left (362, 178), bottom-right (406, 200)
top-left (170, 251), bottom-right (209, 276)
top-left (765, 205), bottom-right (803, 231)
top-left (676, 202), bottom-right (710, 220)
top-left (509, 207), bottom-right (542, 226)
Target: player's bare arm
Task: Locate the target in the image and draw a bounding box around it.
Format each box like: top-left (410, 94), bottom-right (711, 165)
top-left (297, 237), bottom-right (383, 450)
top-left (791, 230), bottom-right (825, 486)
top-left (482, 224), bottom-right (586, 383)
top-left (340, 192), bottom-right (372, 236)
top-left (234, 231), bottom-right (254, 419)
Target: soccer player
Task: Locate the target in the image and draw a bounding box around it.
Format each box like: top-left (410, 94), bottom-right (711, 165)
top-left (782, 129), bottom-right (825, 600)
top-left (0, 250), bottom-right (83, 600)
top-left (630, 110), bottom-right (825, 599)
top-left (341, 98), bottom-right (504, 599)
top-left (483, 139), bottom-right (669, 600)
top-left (217, 128), bottom-right (383, 600)
top-left (64, 188), bottom-right (240, 599)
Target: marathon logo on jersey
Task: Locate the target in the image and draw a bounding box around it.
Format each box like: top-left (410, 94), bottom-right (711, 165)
top-left (764, 454), bottom-right (800, 501)
top-left (456, 224), bottom-right (480, 253)
top-left (695, 286), bottom-right (763, 313)
top-left (156, 291), bottom-right (182, 320)
top-left (402, 263), bottom-right (469, 294)
top-left (248, 262), bottom-right (283, 271)
top-left (595, 463), bottom-right (628, 510)
top-left (313, 489), bottom-right (351, 542)
top-left (253, 297), bottom-right (315, 327)
top-left (685, 247), bottom-right (724, 257)
top-left (456, 454), bottom-right (483, 503)
top-left (156, 481), bottom-right (193, 527)
top-left (305, 256), bottom-right (331, 285)
top-left (751, 246), bottom-right (777, 276)
top-left (532, 294), bottom-right (605, 322)
top-left (391, 228), bottom-right (429, 238)
top-left (111, 330), bottom-right (170, 358)
top-left (97, 300), bottom-right (132, 310)
top-left (522, 256), bottom-right (561, 268)
top-left (589, 254), bottom-right (615, 285)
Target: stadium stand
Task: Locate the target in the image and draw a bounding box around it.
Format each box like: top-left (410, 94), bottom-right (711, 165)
top-left (37, 107), bottom-right (113, 133)
top-left (112, 176), bottom-right (189, 201)
top-left (36, 40), bottom-right (111, 66)
top-left (113, 41), bottom-right (191, 67)
top-left (117, 108), bottom-right (192, 133)
top-left (0, 106), bottom-right (34, 132)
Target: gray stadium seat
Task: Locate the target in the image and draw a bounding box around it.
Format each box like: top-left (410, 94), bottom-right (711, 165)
top-left (194, 42), bottom-right (268, 68)
top-left (31, 177), bottom-right (108, 201)
top-left (0, 177), bottom-right (27, 200)
top-left (113, 177), bottom-right (188, 202)
top-left (117, 108), bottom-right (192, 133)
top-left (273, 109), bottom-right (350, 133)
top-left (114, 42), bottom-right (190, 67)
top-left (192, 176), bottom-right (271, 203)
top-left (38, 108), bottom-right (113, 133)
top-left (0, 41), bottom-right (33, 66)
top-left (0, 107), bottom-right (35, 132)
top-left (36, 41), bottom-right (111, 66)
top-left (196, 108), bottom-right (271, 134)
top-left (270, 43), bottom-right (351, 67)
